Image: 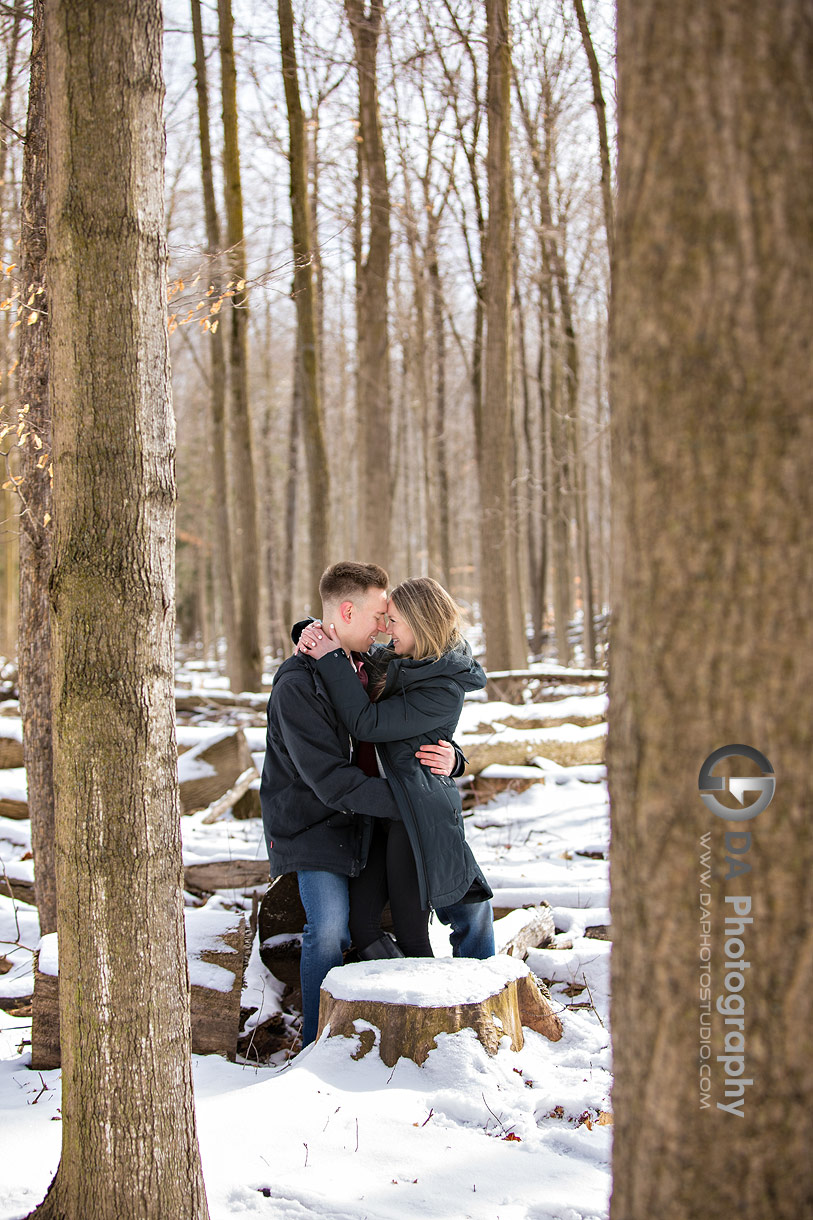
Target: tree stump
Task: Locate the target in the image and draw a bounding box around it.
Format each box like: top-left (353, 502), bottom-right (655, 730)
top-left (316, 957), bottom-right (563, 1068)
top-left (31, 910), bottom-right (247, 1068)
top-left (178, 728), bottom-right (256, 813)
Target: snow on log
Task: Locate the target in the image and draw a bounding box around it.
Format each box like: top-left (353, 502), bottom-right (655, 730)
top-left (178, 728), bottom-right (257, 813)
top-left (316, 957), bottom-right (563, 1068)
top-left (31, 911), bottom-right (247, 1069)
top-left (0, 766), bottom-right (28, 818)
top-left (497, 904), bottom-right (556, 958)
top-left (183, 858), bottom-right (270, 895)
top-left (460, 721), bottom-right (606, 773)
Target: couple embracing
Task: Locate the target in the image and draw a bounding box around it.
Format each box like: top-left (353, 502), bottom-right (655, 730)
top-left (260, 561), bottom-right (494, 1047)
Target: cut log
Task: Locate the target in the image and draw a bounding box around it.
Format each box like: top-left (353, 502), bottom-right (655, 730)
top-left (0, 737), bottom-right (24, 768)
top-left (31, 911), bottom-right (248, 1069)
top-left (178, 728), bottom-right (256, 813)
top-left (199, 768), bottom-right (259, 824)
top-left (461, 728), bottom-right (605, 773)
top-left (497, 904), bottom-right (556, 958)
top-left (0, 769), bottom-right (28, 819)
top-left (183, 858), bottom-right (269, 895)
top-left (316, 957), bottom-right (563, 1067)
top-left (0, 873), bottom-right (36, 905)
top-left (485, 666), bottom-right (606, 704)
top-left (258, 873), bottom-right (307, 987)
top-left (231, 784), bottom-right (261, 820)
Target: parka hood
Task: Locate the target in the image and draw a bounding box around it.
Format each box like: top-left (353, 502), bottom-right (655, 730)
top-left (378, 639), bottom-right (486, 696)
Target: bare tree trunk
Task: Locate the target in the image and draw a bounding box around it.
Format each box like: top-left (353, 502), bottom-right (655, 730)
top-left (279, 0), bottom-right (329, 606)
top-left (480, 0), bottom-right (525, 671)
top-left (281, 358), bottom-right (301, 639)
top-left (33, 2), bottom-right (209, 1215)
top-left (17, 0), bottom-right (56, 934)
top-left (0, 0), bottom-right (24, 663)
top-left (610, 2), bottom-right (813, 1217)
top-left (426, 217), bottom-right (451, 585)
top-left (217, 0), bottom-right (262, 692)
top-left (190, 0), bottom-right (240, 689)
top-left (514, 265), bottom-right (545, 654)
top-left (572, 0), bottom-right (614, 259)
top-left (345, 0), bottom-right (391, 563)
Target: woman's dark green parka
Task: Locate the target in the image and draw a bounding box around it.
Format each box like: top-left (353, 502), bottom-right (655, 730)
top-left (314, 641), bottom-right (492, 911)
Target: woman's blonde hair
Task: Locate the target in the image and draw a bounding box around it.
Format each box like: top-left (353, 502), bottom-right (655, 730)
top-left (389, 577), bottom-right (462, 660)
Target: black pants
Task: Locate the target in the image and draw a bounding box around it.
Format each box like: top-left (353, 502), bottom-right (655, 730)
top-left (349, 819), bottom-right (433, 957)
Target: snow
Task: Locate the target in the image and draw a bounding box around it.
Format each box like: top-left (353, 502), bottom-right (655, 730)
top-left (0, 687), bottom-right (612, 1220)
top-left (36, 932), bottom-right (58, 977)
top-left (0, 719), bottom-right (22, 742)
top-left (322, 956), bottom-right (531, 1006)
top-left (0, 768), bottom-right (27, 802)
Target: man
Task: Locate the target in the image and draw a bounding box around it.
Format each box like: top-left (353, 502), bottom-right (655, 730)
top-left (260, 561), bottom-right (494, 1046)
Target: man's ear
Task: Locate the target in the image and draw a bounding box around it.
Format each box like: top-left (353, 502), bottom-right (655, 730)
top-left (339, 599), bottom-right (354, 623)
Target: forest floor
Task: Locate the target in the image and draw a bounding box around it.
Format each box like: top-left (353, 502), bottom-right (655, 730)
top-left (0, 671), bottom-right (612, 1220)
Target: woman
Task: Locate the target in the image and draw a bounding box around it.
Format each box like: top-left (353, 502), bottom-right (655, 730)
top-left (298, 577), bottom-right (492, 958)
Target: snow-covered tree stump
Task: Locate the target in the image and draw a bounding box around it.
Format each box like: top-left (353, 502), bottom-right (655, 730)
top-left (316, 957), bottom-right (563, 1068)
top-left (31, 910), bottom-right (247, 1068)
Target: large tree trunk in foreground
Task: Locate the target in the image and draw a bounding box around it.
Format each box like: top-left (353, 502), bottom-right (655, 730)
top-left (610, 3), bottom-right (813, 1218)
top-left (479, 0), bottom-right (525, 671)
top-left (17, 0), bottom-right (56, 935)
top-left (33, 2), bottom-right (209, 1216)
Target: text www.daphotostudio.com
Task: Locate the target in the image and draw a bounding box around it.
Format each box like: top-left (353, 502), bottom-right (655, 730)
top-left (697, 745), bottom-right (775, 1116)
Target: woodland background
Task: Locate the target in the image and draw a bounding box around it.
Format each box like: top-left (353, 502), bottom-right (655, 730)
top-left (0, 0), bottom-right (614, 687)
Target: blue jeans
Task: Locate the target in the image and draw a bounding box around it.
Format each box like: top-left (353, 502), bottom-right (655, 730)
top-left (297, 870), bottom-right (351, 1046)
top-left (435, 899), bottom-right (495, 959)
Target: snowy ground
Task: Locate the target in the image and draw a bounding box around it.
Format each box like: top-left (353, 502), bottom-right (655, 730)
top-left (0, 684), bottom-right (611, 1220)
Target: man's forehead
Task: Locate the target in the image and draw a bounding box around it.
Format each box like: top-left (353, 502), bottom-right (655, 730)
top-left (352, 586), bottom-right (388, 610)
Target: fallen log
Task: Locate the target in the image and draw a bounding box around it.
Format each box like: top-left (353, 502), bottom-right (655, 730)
top-left (461, 725), bottom-right (606, 773)
top-left (31, 910), bottom-right (247, 1068)
top-left (199, 768), bottom-right (259, 824)
top-left (183, 858), bottom-right (269, 894)
top-left (0, 767), bottom-right (29, 819)
top-left (497, 904), bottom-right (556, 958)
top-left (0, 736), bottom-right (24, 769)
top-left (485, 666), bottom-right (606, 704)
top-left (178, 728), bottom-right (256, 813)
top-left (317, 956), bottom-right (562, 1067)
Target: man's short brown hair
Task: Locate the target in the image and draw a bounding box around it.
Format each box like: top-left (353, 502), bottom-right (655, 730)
top-left (319, 561), bottom-right (389, 606)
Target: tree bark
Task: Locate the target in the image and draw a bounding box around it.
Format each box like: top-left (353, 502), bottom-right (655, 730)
top-left (190, 0), bottom-right (241, 692)
top-left (345, 0), bottom-right (391, 563)
top-left (33, 2), bottom-right (209, 1215)
top-left (217, 0), bottom-right (262, 693)
top-left (480, 0), bottom-right (526, 671)
top-left (572, 0), bottom-right (614, 258)
top-left (17, 0), bottom-right (56, 935)
top-left (278, 0), bottom-right (329, 606)
top-left (610, 2), bottom-right (813, 1217)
